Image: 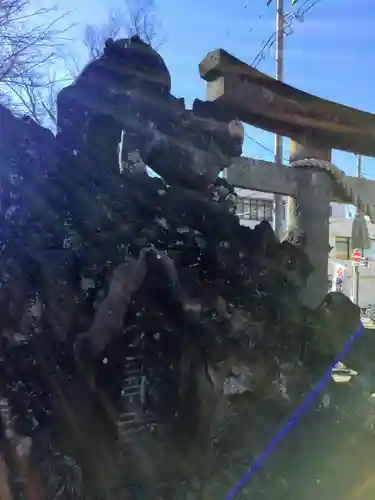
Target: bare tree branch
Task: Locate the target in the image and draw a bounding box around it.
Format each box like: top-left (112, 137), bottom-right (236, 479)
top-left (9, 70), bottom-right (66, 126)
top-left (0, 0), bottom-right (75, 126)
top-left (0, 0), bottom-right (163, 127)
top-left (0, 0), bottom-right (73, 85)
top-left (82, 0), bottom-right (163, 63)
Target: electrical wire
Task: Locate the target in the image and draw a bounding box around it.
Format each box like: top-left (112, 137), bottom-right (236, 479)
top-left (244, 0), bottom-right (274, 35)
top-left (244, 0), bottom-right (323, 153)
top-left (251, 0), bottom-right (323, 68)
top-left (248, 10), bottom-right (267, 34)
top-left (245, 132), bottom-right (289, 163)
top-left (359, 169), bottom-right (375, 180)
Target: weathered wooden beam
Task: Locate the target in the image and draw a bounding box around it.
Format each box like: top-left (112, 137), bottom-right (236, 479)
top-left (227, 156), bottom-right (375, 223)
top-left (200, 49), bottom-right (375, 158)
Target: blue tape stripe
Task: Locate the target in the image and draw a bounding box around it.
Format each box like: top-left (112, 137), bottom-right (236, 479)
top-left (224, 322), bottom-right (365, 500)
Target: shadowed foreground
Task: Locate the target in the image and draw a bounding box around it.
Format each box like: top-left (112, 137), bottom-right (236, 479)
top-left (0, 36), bottom-right (373, 500)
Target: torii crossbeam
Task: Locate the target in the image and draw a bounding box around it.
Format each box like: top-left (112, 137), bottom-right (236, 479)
top-left (199, 48), bottom-right (375, 308)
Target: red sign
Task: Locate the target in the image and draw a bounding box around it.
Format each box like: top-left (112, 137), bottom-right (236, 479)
top-left (352, 249), bottom-right (361, 262)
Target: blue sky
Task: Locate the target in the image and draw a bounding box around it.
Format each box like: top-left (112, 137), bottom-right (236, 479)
top-left (35, 0), bottom-right (375, 178)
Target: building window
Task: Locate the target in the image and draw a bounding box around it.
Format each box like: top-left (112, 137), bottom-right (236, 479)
top-left (265, 202), bottom-right (273, 221)
top-left (237, 199), bottom-right (244, 219)
top-left (335, 236), bottom-right (351, 260)
top-left (237, 198), bottom-right (273, 222)
top-left (243, 199), bottom-right (250, 220)
top-left (250, 201), bottom-right (258, 220)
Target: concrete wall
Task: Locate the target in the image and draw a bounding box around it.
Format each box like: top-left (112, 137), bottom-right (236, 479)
top-left (331, 202), bottom-right (346, 218)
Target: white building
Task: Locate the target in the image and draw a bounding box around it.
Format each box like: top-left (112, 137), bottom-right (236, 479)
top-left (328, 202), bottom-right (375, 308)
top-left (235, 189), bottom-right (375, 308)
top-left (235, 188), bottom-right (285, 230)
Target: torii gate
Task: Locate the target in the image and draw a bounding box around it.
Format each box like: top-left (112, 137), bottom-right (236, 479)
top-left (199, 49), bottom-right (375, 309)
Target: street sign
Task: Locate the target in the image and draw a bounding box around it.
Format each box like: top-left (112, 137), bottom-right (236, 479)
top-left (356, 257), bottom-right (369, 268)
top-left (352, 249), bottom-right (361, 262)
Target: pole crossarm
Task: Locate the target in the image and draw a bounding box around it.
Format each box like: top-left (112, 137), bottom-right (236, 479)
top-left (199, 49), bottom-right (375, 158)
top-left (227, 156), bottom-right (375, 223)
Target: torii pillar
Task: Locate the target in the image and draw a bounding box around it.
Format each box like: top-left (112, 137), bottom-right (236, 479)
top-left (199, 48), bottom-right (375, 309)
top-left (287, 140), bottom-right (332, 308)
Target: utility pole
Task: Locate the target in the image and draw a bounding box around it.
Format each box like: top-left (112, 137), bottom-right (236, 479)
top-left (353, 154), bottom-right (362, 305)
top-left (273, 0), bottom-right (284, 238)
top-left (356, 154), bottom-right (362, 181)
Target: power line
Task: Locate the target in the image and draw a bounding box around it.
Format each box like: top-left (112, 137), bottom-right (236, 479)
top-left (252, 0), bottom-right (323, 68)
top-left (248, 10), bottom-right (267, 34)
top-left (237, 2), bottom-right (279, 160)
top-left (245, 132), bottom-right (289, 162)
top-left (245, 0), bottom-right (275, 34)
top-left (241, 0), bottom-right (274, 37)
top-left (240, 1), bottom-right (322, 169)
top-left (244, 0), bottom-right (323, 163)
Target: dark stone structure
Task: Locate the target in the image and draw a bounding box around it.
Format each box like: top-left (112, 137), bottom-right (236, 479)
top-left (56, 35), bottom-right (243, 188)
top-left (0, 36), bottom-right (370, 500)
